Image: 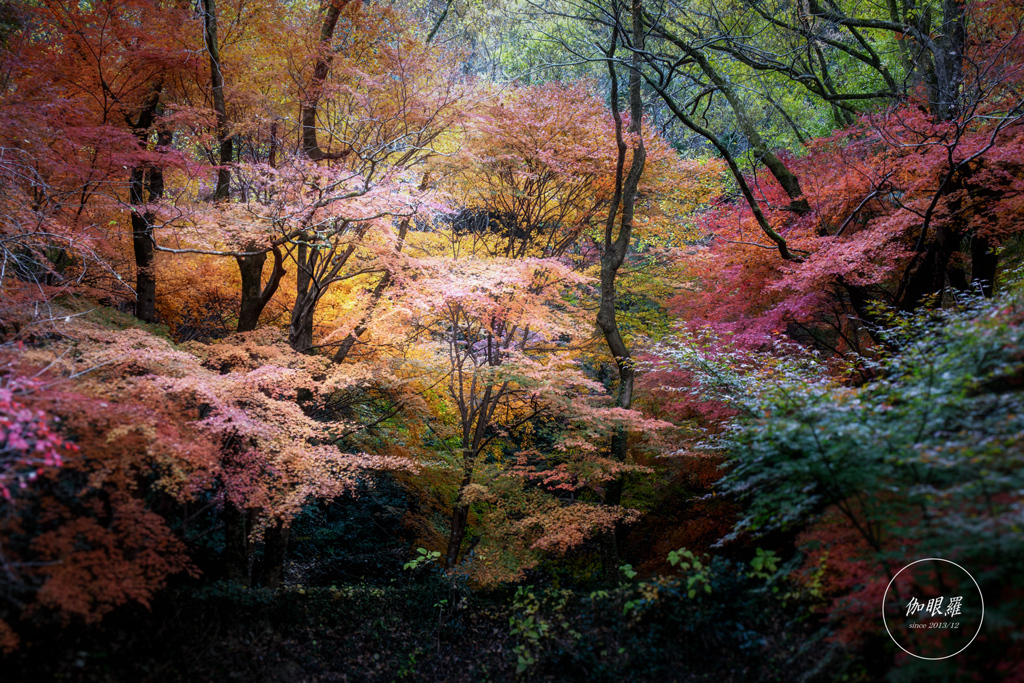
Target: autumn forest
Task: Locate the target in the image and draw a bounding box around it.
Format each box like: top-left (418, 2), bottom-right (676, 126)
top-left (1, 0), bottom-right (1022, 679)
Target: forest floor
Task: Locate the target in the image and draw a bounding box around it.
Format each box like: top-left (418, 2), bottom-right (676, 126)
top-left (3, 559), bottom-right (848, 683)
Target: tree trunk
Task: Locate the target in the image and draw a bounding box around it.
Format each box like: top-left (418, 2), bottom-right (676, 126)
top-left (596, 0), bottom-right (647, 583)
top-left (129, 86), bottom-right (163, 324)
top-left (332, 218), bottom-right (410, 363)
top-left (332, 322), bottom-right (367, 364)
top-left (236, 250), bottom-right (267, 331)
top-left (301, 0), bottom-right (355, 160)
top-left (927, 0), bottom-right (966, 121)
top-left (223, 500), bottom-right (249, 585)
top-left (899, 223), bottom-right (961, 310)
top-left (261, 518), bottom-right (290, 588)
top-left (445, 503), bottom-right (470, 569)
top-left (130, 176), bottom-right (157, 324)
top-left (289, 240), bottom-right (318, 351)
top-left (445, 446), bottom-right (478, 569)
top-left (236, 246), bottom-right (285, 332)
top-left (268, 121), bottom-right (278, 168)
top-left (287, 222), bottom-right (364, 351)
top-left (445, 384), bottom-right (493, 568)
top-left (202, 0), bottom-right (232, 199)
top-left (206, 0), bottom-right (284, 334)
top-left (289, 292), bottom-right (316, 352)
top-left (132, 129), bottom-right (171, 324)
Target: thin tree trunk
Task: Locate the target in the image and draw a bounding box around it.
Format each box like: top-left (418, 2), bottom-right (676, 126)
top-left (445, 384), bottom-right (495, 568)
top-left (268, 121), bottom-right (278, 168)
top-left (291, 312), bottom-right (315, 352)
top-left (301, 0), bottom-right (355, 160)
top-left (132, 127), bottom-right (170, 324)
top-left (446, 502), bottom-right (470, 569)
top-left (236, 251), bottom-right (267, 331)
top-left (130, 175), bottom-right (157, 324)
top-left (202, 0), bottom-right (232, 199)
top-left (289, 240), bottom-right (317, 351)
top-left (204, 0), bottom-right (284, 332)
top-left (426, 0), bottom-right (455, 44)
top-left (129, 85), bottom-right (163, 324)
top-left (332, 218), bottom-right (410, 363)
top-left (596, 0), bottom-right (647, 583)
top-left (446, 451), bottom-right (477, 569)
top-left (928, 0), bottom-right (966, 121)
top-left (223, 500), bottom-right (249, 585)
top-left (289, 288), bottom-right (317, 351)
top-left (899, 224), bottom-right (961, 310)
top-left (261, 518), bottom-right (290, 588)
top-left (233, 120), bottom-right (286, 332)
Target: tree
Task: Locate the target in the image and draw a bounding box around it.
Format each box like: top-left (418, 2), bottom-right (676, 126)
top-left (442, 80), bottom-right (618, 259)
top-left (397, 256), bottom-right (659, 570)
top-left (162, 3), bottom-right (464, 351)
top-left (0, 312), bottom-right (417, 643)
top-left (0, 0), bottom-right (195, 323)
top-left (619, 0), bottom-right (1024, 357)
top-left (196, 0), bottom-right (289, 335)
top-left (651, 288), bottom-right (1024, 670)
top-left (299, 0), bottom-right (358, 162)
top-left (592, 0), bottom-right (647, 579)
top-left (201, 0), bottom-right (232, 201)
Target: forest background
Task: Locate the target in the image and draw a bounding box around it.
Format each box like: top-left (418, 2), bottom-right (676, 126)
top-left (0, 0), bottom-right (1022, 680)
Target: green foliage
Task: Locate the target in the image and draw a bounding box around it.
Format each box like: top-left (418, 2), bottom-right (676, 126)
top-left (404, 548), bottom-right (442, 571)
top-left (658, 288), bottom-right (1024, 674)
top-left (3, 0), bottom-right (1022, 676)
top-left (1, 570), bottom-right (493, 681)
top-left (666, 548), bottom-right (713, 599)
top-left (287, 475), bottom-right (416, 586)
top-left (747, 548), bottom-right (779, 582)
top-left (506, 556), bottom-right (826, 681)
top-left (508, 586), bottom-right (576, 674)
top-left (660, 289), bottom-right (1024, 546)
